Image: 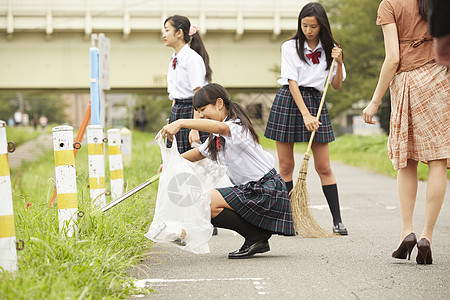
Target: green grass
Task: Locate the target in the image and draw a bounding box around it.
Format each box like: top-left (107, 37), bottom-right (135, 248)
top-left (4, 126), bottom-right (47, 147)
top-left (1, 131), bottom-right (161, 299)
top-left (259, 133), bottom-right (449, 181)
top-left (330, 134), bottom-right (450, 181)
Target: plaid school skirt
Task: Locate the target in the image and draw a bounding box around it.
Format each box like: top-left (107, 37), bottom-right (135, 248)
top-left (264, 85), bottom-right (335, 143)
top-left (217, 168), bottom-right (295, 236)
top-left (167, 98), bottom-right (209, 154)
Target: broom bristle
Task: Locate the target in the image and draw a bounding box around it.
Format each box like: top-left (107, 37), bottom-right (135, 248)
top-left (290, 154), bottom-right (334, 238)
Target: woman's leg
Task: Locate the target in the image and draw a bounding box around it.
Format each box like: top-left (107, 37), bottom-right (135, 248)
top-left (397, 159), bottom-right (418, 241)
top-left (276, 141), bottom-right (295, 192)
top-left (420, 159), bottom-right (447, 244)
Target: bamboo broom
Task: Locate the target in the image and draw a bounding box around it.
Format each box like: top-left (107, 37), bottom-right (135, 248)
top-left (290, 59), bottom-right (336, 238)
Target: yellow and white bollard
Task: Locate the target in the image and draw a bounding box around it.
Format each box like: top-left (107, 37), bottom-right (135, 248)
top-left (0, 120), bottom-right (18, 272)
top-left (120, 127), bottom-right (132, 166)
top-left (52, 125), bottom-right (78, 237)
top-left (107, 128), bottom-right (124, 200)
top-left (87, 125), bottom-right (106, 208)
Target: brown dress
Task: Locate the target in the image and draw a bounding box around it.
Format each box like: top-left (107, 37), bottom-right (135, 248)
top-left (377, 0), bottom-right (450, 170)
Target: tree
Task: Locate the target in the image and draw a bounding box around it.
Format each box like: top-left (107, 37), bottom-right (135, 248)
top-left (0, 92), bottom-right (67, 124)
top-left (321, 0), bottom-right (386, 119)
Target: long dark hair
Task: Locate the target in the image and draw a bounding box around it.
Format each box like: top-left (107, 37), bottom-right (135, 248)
top-left (192, 83), bottom-right (259, 162)
top-left (291, 2), bottom-right (339, 70)
top-left (164, 15), bottom-right (212, 82)
top-left (417, 0), bottom-right (428, 21)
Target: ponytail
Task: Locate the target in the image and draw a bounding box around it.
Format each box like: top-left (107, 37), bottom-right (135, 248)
top-left (193, 83), bottom-right (259, 162)
top-left (164, 15), bottom-right (213, 82)
top-left (190, 33), bottom-right (213, 82)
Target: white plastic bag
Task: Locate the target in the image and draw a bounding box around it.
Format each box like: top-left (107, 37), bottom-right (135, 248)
top-left (145, 133), bottom-right (228, 254)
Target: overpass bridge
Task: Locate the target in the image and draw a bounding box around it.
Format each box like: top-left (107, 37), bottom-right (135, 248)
top-left (0, 0), bottom-right (308, 91)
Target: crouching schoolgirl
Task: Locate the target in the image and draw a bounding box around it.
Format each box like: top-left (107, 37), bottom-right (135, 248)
top-left (160, 83), bottom-right (295, 259)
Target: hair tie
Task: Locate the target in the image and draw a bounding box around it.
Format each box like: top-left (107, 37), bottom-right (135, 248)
top-left (189, 25), bottom-right (199, 36)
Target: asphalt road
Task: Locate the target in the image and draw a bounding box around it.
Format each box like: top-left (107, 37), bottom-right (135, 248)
top-left (131, 151), bottom-right (450, 299)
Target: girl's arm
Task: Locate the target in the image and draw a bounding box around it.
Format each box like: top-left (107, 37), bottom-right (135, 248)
top-left (188, 87), bottom-right (202, 144)
top-left (181, 148), bottom-right (205, 162)
top-left (162, 118), bottom-right (231, 141)
top-left (330, 46), bottom-right (344, 90)
top-left (288, 79), bottom-right (321, 132)
top-left (158, 148), bottom-right (205, 173)
top-left (363, 23), bottom-right (399, 124)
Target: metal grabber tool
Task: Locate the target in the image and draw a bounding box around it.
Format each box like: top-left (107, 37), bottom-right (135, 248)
top-left (99, 173), bottom-right (160, 212)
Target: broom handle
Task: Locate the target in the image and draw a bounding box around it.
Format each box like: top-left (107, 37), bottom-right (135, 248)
top-left (305, 58), bottom-right (336, 155)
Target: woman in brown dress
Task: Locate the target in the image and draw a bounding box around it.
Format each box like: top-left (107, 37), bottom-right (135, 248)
top-left (363, 0), bottom-right (449, 265)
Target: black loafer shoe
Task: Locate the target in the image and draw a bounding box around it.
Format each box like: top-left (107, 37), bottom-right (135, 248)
top-left (333, 223), bottom-right (348, 235)
top-left (228, 240), bottom-right (270, 259)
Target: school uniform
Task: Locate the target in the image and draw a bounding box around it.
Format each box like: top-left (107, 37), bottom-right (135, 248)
top-left (167, 44), bottom-right (209, 153)
top-left (199, 119), bottom-right (295, 236)
top-left (264, 39), bottom-right (346, 143)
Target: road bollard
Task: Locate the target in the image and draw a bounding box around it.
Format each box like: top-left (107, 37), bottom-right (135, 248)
top-left (52, 125), bottom-right (78, 237)
top-left (120, 127), bottom-right (132, 166)
top-left (87, 125), bottom-right (106, 208)
top-left (0, 120), bottom-right (18, 272)
top-left (107, 128), bottom-right (123, 200)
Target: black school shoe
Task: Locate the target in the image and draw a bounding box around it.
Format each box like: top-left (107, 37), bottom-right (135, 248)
top-left (228, 240), bottom-right (270, 259)
top-left (333, 223), bottom-right (348, 235)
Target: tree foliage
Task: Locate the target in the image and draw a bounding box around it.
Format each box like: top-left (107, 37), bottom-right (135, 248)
top-left (321, 0), bottom-right (386, 119)
top-left (0, 92), bottom-right (67, 124)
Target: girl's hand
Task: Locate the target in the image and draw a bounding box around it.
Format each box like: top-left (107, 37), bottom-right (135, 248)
top-left (363, 101), bottom-right (379, 124)
top-left (303, 113), bottom-right (322, 132)
top-left (189, 129), bottom-right (200, 145)
top-left (158, 164), bottom-right (163, 173)
top-left (161, 120), bottom-right (182, 141)
top-left (331, 46), bottom-right (343, 64)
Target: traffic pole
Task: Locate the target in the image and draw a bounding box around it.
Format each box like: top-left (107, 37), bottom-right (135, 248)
top-left (120, 127), bottom-right (132, 166)
top-left (87, 125), bottom-right (106, 208)
top-left (52, 125), bottom-right (78, 237)
top-left (0, 120), bottom-right (18, 272)
top-left (107, 129), bottom-right (123, 200)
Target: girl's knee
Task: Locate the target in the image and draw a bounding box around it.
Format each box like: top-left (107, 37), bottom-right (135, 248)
top-left (315, 163), bottom-right (333, 177)
top-left (279, 159), bottom-right (295, 176)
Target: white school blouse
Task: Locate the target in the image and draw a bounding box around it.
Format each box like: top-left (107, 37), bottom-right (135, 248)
top-left (199, 119), bottom-right (275, 186)
top-left (167, 44), bottom-right (208, 100)
top-left (277, 39), bottom-right (346, 92)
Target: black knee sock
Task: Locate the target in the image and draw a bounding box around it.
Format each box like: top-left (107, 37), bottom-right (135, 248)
top-left (212, 208), bottom-right (269, 245)
top-left (285, 180), bottom-right (293, 193)
top-left (322, 184), bottom-right (342, 226)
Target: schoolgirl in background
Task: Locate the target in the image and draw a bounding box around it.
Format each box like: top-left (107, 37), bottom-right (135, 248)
top-left (163, 15), bottom-right (212, 154)
top-left (264, 2), bottom-right (348, 235)
top-left (160, 83), bottom-right (295, 259)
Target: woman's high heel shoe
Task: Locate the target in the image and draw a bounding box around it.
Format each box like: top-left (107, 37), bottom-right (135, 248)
top-left (392, 233), bottom-right (417, 260)
top-left (416, 238), bottom-right (433, 265)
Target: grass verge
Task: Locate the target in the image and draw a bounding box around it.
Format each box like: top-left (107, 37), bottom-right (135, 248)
top-left (1, 131), bottom-right (161, 299)
top-left (259, 133), bottom-right (449, 181)
top-left (5, 126), bottom-right (47, 147)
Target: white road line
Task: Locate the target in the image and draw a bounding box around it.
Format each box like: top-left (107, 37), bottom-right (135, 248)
top-left (134, 277), bottom-right (266, 288)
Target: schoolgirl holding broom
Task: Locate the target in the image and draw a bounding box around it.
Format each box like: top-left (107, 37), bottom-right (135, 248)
top-left (160, 83), bottom-right (295, 259)
top-left (163, 15), bottom-right (211, 154)
top-left (264, 2), bottom-right (348, 235)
